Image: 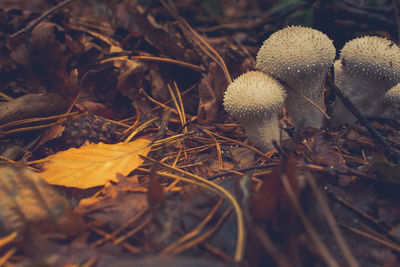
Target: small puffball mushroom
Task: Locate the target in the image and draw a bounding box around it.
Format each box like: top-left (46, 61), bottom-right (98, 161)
top-left (223, 71), bottom-right (286, 152)
top-left (331, 36), bottom-right (400, 125)
top-left (256, 26), bottom-right (335, 128)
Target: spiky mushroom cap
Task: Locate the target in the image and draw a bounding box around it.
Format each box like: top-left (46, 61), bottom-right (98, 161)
top-left (339, 36), bottom-right (400, 88)
top-left (223, 71), bottom-right (286, 120)
top-left (331, 37), bottom-right (400, 125)
top-left (256, 26), bottom-right (336, 85)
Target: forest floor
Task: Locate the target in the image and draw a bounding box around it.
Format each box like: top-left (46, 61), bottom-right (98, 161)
top-left (1, 0), bottom-right (400, 266)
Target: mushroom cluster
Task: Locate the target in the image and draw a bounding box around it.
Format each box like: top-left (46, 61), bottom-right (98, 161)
top-left (223, 25), bottom-right (400, 152)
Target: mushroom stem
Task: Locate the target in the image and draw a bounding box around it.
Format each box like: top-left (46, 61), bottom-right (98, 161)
top-left (242, 115), bottom-right (281, 152)
top-left (284, 76), bottom-right (326, 128)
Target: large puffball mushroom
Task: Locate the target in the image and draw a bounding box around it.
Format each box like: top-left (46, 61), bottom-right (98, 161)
top-left (223, 71), bottom-right (286, 152)
top-left (256, 26), bottom-right (335, 128)
top-left (331, 36), bottom-right (400, 125)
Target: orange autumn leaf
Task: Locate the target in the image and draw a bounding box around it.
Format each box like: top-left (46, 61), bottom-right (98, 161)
top-left (40, 138), bottom-right (152, 189)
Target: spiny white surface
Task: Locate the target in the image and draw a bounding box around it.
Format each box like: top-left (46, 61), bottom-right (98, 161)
top-left (340, 36), bottom-right (400, 84)
top-left (256, 25), bottom-right (335, 84)
top-left (223, 71), bottom-right (286, 120)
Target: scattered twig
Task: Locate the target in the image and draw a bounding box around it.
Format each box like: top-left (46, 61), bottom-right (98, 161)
top-left (89, 226), bottom-right (140, 254)
top-left (0, 232), bottom-right (18, 249)
top-left (0, 248), bottom-right (17, 266)
top-left (101, 55), bottom-right (205, 72)
top-left (327, 77), bottom-right (400, 163)
top-left (339, 223), bottom-right (400, 253)
top-left (206, 161), bottom-right (380, 181)
top-left (168, 207), bottom-right (233, 256)
top-left (201, 243), bottom-right (234, 262)
top-left (91, 208), bottom-right (149, 247)
top-left (206, 162), bottom-right (279, 180)
top-left (10, 0), bottom-right (77, 39)
top-left (140, 156), bottom-right (246, 262)
top-left (114, 215), bottom-right (154, 245)
top-left (10, 0), bottom-right (78, 74)
top-left (160, 199), bottom-right (224, 256)
top-left (326, 187), bottom-right (389, 232)
top-left (201, 129), bottom-right (267, 157)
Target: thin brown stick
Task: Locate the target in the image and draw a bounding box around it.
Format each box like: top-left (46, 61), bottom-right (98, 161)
top-left (326, 188), bottom-right (388, 231)
top-left (114, 215), bottom-right (153, 245)
top-left (201, 243), bottom-right (234, 262)
top-left (339, 224), bottom-right (400, 253)
top-left (102, 55), bottom-right (205, 72)
top-left (91, 208), bottom-right (148, 247)
top-left (327, 77), bottom-right (400, 162)
top-left (0, 232), bottom-right (18, 249)
top-left (10, 0), bottom-right (77, 38)
top-left (169, 207), bottom-right (233, 256)
top-left (160, 199), bottom-right (224, 255)
top-left (0, 248), bottom-right (17, 266)
top-left (202, 129), bottom-right (267, 157)
top-left (89, 227), bottom-right (140, 254)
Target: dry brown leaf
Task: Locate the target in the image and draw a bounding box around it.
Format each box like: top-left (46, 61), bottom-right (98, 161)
top-left (40, 138), bottom-right (152, 189)
top-left (0, 164), bottom-right (84, 236)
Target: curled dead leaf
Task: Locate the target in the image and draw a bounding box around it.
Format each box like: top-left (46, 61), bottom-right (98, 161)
top-left (0, 164), bottom-right (84, 236)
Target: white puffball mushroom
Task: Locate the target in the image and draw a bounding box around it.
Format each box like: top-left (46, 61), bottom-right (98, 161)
top-left (256, 26), bottom-right (336, 128)
top-left (223, 71), bottom-right (286, 152)
top-left (331, 36), bottom-right (400, 125)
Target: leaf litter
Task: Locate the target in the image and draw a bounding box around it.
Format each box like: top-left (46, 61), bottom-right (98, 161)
top-left (1, 0), bottom-right (400, 266)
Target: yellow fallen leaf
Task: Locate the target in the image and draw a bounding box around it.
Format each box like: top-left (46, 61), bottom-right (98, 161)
top-left (40, 139), bottom-right (152, 189)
